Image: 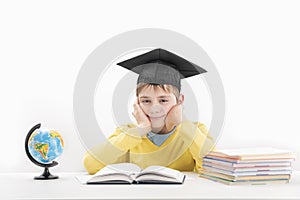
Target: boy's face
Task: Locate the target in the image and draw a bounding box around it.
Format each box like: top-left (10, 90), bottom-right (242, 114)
top-left (138, 86), bottom-right (177, 130)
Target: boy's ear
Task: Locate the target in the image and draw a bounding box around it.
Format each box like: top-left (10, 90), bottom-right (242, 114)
top-left (178, 94), bottom-right (184, 104)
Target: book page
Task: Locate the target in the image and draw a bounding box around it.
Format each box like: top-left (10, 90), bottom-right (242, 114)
top-left (138, 165), bottom-right (184, 180)
top-left (94, 163), bottom-right (141, 177)
top-left (88, 174), bottom-right (134, 184)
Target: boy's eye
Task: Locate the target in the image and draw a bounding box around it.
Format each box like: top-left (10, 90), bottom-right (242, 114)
top-left (140, 99), bottom-right (169, 103)
top-left (160, 99), bottom-right (169, 103)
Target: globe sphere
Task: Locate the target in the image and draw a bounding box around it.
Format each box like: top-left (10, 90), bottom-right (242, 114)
top-left (27, 129), bottom-right (64, 164)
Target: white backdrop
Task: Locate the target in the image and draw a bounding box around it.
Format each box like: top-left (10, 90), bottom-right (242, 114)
top-left (0, 0), bottom-right (299, 173)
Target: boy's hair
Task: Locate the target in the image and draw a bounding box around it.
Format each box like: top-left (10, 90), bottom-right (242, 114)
top-left (136, 83), bottom-right (180, 101)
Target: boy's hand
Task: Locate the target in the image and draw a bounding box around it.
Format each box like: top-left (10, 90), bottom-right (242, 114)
top-left (132, 100), bottom-right (151, 136)
top-left (165, 103), bottom-right (183, 132)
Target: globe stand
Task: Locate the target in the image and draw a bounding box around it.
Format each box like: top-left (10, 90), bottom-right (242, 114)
top-left (25, 123), bottom-right (60, 180)
top-left (34, 167), bottom-right (58, 180)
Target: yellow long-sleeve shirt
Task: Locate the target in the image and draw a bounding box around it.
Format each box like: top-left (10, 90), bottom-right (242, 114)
top-left (83, 120), bottom-right (214, 175)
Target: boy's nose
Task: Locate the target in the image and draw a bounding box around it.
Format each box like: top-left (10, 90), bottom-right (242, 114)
top-left (149, 105), bottom-right (163, 114)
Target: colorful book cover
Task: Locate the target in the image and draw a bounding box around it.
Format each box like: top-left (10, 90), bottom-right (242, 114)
top-left (207, 148), bottom-right (296, 161)
top-left (203, 157), bottom-right (293, 167)
top-left (200, 173), bottom-right (290, 185)
top-left (203, 163), bottom-right (292, 172)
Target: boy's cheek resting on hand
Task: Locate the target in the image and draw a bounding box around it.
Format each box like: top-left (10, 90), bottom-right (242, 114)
top-left (132, 100), bottom-right (184, 136)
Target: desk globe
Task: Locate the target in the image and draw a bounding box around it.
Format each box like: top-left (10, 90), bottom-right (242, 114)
top-left (25, 123), bottom-right (64, 180)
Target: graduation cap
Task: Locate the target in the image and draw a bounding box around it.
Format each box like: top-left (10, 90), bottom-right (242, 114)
top-left (117, 48), bottom-right (207, 91)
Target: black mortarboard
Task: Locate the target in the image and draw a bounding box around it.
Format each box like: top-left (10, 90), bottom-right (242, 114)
top-left (117, 48), bottom-right (207, 91)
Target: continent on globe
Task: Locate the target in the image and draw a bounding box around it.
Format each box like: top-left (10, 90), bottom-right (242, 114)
top-left (34, 143), bottom-right (49, 160)
top-left (50, 130), bottom-right (64, 147)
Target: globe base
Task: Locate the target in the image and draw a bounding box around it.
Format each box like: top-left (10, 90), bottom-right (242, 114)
top-left (34, 167), bottom-right (59, 180)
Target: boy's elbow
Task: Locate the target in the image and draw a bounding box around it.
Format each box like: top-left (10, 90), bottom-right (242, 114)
top-left (83, 152), bottom-right (105, 175)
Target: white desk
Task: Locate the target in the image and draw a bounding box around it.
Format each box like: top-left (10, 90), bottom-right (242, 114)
top-left (1, 172), bottom-right (300, 200)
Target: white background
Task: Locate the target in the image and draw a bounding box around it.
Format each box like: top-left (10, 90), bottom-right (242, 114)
top-left (0, 0), bottom-right (299, 173)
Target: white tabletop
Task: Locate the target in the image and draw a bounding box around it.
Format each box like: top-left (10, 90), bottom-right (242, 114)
top-left (1, 171), bottom-right (300, 200)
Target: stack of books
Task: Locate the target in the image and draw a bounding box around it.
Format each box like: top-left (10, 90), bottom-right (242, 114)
top-left (200, 147), bottom-right (296, 185)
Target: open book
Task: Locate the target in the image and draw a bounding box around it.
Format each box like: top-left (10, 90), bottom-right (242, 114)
top-left (81, 163), bottom-right (185, 184)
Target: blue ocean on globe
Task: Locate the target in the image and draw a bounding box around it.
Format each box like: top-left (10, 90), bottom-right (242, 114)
top-left (28, 129), bottom-right (64, 164)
